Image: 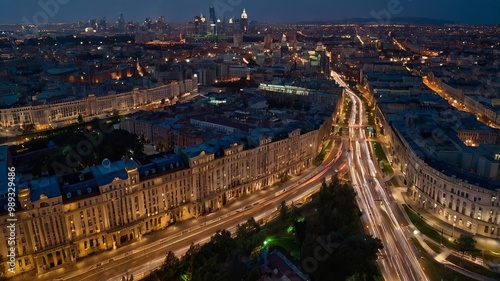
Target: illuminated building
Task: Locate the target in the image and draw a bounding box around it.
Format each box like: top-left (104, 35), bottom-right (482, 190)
top-left (240, 9), bottom-right (249, 34)
top-left (0, 78), bottom-right (198, 130)
top-left (0, 108), bottom-right (334, 278)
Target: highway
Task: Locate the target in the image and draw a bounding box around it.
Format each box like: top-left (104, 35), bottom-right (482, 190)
top-left (27, 74), bottom-right (427, 281)
top-left (39, 143), bottom-right (343, 281)
top-left (332, 72), bottom-right (428, 281)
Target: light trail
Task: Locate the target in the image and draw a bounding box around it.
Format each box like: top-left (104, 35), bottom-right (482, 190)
top-left (333, 71), bottom-right (428, 281)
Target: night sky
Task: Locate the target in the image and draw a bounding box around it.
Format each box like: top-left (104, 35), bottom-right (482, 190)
top-left (1, 0), bottom-right (499, 24)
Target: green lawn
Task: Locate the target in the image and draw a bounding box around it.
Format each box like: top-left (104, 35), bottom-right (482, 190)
top-left (447, 254), bottom-right (500, 279)
top-left (372, 142), bottom-right (394, 175)
top-left (424, 239), bottom-right (442, 254)
top-left (403, 205), bottom-right (455, 249)
top-left (325, 140), bottom-right (333, 150)
top-left (404, 204), bottom-right (500, 279)
top-left (343, 101), bottom-right (353, 125)
top-left (260, 202), bottom-right (318, 260)
top-left (266, 227), bottom-right (301, 260)
top-left (409, 237), bottom-right (477, 281)
top-left (411, 237), bottom-right (425, 252)
top-left (314, 140), bottom-right (332, 165)
top-left (367, 114), bottom-right (375, 126)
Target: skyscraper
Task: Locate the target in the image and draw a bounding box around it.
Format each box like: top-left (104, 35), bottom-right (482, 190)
top-left (240, 9), bottom-right (248, 34)
top-left (209, 6), bottom-right (217, 35)
top-left (89, 19), bottom-right (97, 30)
top-left (209, 6), bottom-right (217, 24)
top-left (199, 13), bottom-right (207, 34)
top-left (157, 15), bottom-right (166, 29)
top-left (99, 17), bottom-right (107, 31)
top-left (116, 13), bottom-right (125, 31)
top-left (217, 17), bottom-right (225, 35)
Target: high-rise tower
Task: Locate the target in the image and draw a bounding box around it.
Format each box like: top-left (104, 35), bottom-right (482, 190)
top-left (240, 9), bottom-right (248, 34)
top-left (209, 6), bottom-right (217, 24)
top-left (99, 17), bottom-right (107, 31)
top-left (209, 6), bottom-right (217, 35)
top-left (116, 13), bottom-right (125, 30)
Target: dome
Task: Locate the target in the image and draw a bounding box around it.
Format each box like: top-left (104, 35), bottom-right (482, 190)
top-left (18, 188), bottom-right (30, 198)
top-left (241, 9), bottom-right (248, 19)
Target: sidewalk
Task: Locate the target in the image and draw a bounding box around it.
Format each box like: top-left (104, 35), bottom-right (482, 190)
top-left (9, 158), bottom-right (324, 281)
top-left (401, 188), bottom-right (500, 254)
top-left (410, 222), bottom-right (498, 281)
top-left (392, 186), bottom-right (500, 276)
top-left (375, 137), bottom-right (500, 255)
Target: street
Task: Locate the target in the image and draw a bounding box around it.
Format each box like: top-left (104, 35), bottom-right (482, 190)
top-left (27, 140), bottom-right (343, 281)
top-left (332, 72), bottom-right (428, 281)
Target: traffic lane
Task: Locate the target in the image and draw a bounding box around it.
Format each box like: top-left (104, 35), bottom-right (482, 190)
top-left (349, 162), bottom-right (398, 279)
top-left (72, 231), bottom-right (210, 281)
top-left (364, 155), bottom-right (426, 279)
top-left (45, 166), bottom-right (324, 281)
top-left (359, 206), bottom-right (399, 280)
top-left (377, 203), bottom-right (421, 280)
top-left (353, 171), bottom-right (400, 280)
top-left (358, 163), bottom-right (417, 279)
top-left (349, 106), bottom-right (420, 278)
top-left (69, 199), bottom-right (271, 281)
top-left (339, 72), bottom-right (425, 280)
top-left (72, 167), bottom-right (337, 281)
top-left (126, 176), bottom-right (331, 280)
top-left (361, 157), bottom-right (424, 280)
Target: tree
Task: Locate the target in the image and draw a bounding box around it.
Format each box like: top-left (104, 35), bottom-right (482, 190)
top-left (236, 217), bottom-right (260, 238)
top-left (181, 243), bottom-right (200, 271)
top-left (302, 231), bottom-right (383, 281)
top-left (163, 251), bottom-right (180, 280)
top-left (454, 234), bottom-right (477, 264)
top-left (245, 267), bottom-right (261, 281)
top-left (164, 251), bottom-right (179, 267)
top-left (77, 114), bottom-right (84, 123)
top-left (288, 202), bottom-right (302, 223)
top-left (121, 272), bottom-right (134, 281)
top-left (236, 217), bottom-right (263, 253)
top-left (279, 200), bottom-right (288, 221)
top-left (191, 255), bottom-right (230, 281)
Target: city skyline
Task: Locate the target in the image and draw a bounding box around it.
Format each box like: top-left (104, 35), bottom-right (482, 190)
top-left (0, 1), bottom-right (499, 279)
top-left (1, 0), bottom-right (500, 25)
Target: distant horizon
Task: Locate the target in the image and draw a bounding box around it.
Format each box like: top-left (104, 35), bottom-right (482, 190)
top-left (0, 16), bottom-right (497, 27)
top-left (1, 0), bottom-right (499, 25)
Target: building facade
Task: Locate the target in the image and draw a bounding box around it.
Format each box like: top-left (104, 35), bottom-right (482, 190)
top-left (0, 78), bottom-right (198, 130)
top-left (0, 109), bottom-right (333, 278)
top-left (382, 118), bottom-right (500, 239)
